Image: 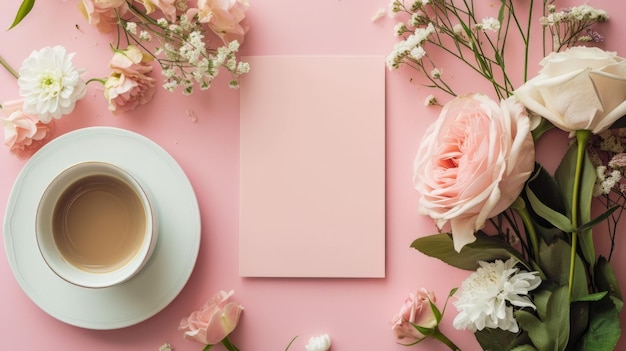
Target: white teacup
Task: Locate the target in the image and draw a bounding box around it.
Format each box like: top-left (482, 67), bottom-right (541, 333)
top-left (36, 162), bottom-right (157, 288)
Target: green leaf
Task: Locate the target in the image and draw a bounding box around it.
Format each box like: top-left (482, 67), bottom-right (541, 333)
top-left (538, 239), bottom-right (588, 300)
top-left (576, 206), bottom-right (618, 233)
top-left (413, 324), bottom-right (435, 337)
top-left (475, 328), bottom-right (530, 351)
top-left (569, 301), bottom-right (590, 348)
top-left (8, 0), bottom-right (35, 30)
top-left (526, 186), bottom-right (574, 232)
top-left (577, 296), bottom-right (621, 351)
top-left (411, 232), bottom-right (526, 271)
top-left (555, 143), bottom-right (577, 217)
top-left (594, 257), bottom-right (623, 311)
top-left (510, 346), bottom-right (538, 351)
top-left (516, 286), bottom-right (570, 351)
top-left (574, 292), bottom-right (608, 303)
top-left (429, 299), bottom-right (442, 324)
top-left (522, 164), bottom-right (568, 244)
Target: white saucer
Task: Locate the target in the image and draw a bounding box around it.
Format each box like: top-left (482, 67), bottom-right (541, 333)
top-left (3, 127), bottom-right (201, 330)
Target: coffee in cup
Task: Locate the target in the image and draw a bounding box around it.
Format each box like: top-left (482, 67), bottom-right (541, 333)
top-left (36, 162), bottom-right (157, 288)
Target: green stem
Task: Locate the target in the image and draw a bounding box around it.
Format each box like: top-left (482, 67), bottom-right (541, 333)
top-left (0, 55), bottom-right (19, 79)
top-left (568, 129), bottom-right (592, 300)
top-left (432, 327), bottom-right (460, 351)
top-left (512, 197), bottom-right (539, 261)
top-left (221, 337), bottom-right (241, 351)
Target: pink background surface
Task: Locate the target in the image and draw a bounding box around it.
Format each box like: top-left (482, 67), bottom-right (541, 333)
top-left (0, 0), bottom-right (623, 350)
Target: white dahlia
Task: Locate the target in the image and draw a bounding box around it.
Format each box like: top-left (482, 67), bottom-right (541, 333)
top-left (18, 46), bottom-right (87, 123)
top-left (452, 258), bottom-right (541, 333)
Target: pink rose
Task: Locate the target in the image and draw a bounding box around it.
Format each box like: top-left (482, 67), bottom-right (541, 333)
top-left (414, 94), bottom-right (535, 251)
top-left (391, 289), bottom-right (438, 343)
top-left (1, 99), bottom-right (53, 159)
top-left (104, 46), bottom-right (156, 114)
top-left (179, 290), bottom-right (244, 345)
top-left (196, 0), bottom-right (249, 44)
top-left (78, 0), bottom-right (128, 34)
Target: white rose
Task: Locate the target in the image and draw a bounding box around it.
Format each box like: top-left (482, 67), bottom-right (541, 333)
top-left (514, 46), bottom-right (626, 134)
top-left (305, 334), bottom-right (331, 351)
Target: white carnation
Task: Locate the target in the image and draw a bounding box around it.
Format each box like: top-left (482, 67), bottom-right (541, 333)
top-left (18, 46), bottom-right (87, 123)
top-left (453, 258), bottom-right (541, 333)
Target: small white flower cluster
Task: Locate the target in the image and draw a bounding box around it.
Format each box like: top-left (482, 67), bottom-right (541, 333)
top-left (121, 14), bottom-right (249, 95)
top-left (474, 17), bottom-right (500, 32)
top-left (452, 258), bottom-right (541, 333)
top-left (593, 165), bottom-right (622, 196)
top-left (539, 4), bottom-right (608, 50)
top-left (541, 5), bottom-right (608, 26)
top-left (386, 22), bottom-right (435, 70)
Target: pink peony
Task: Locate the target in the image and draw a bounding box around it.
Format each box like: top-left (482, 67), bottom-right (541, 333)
top-left (1, 99), bottom-right (53, 159)
top-left (196, 0), bottom-right (249, 44)
top-left (78, 0), bottom-right (128, 34)
top-left (104, 46), bottom-right (156, 114)
top-left (179, 290), bottom-right (244, 345)
top-left (414, 94), bottom-right (535, 251)
top-left (391, 289), bottom-right (439, 343)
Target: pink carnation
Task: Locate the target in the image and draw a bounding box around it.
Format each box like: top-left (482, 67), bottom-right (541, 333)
top-left (136, 0), bottom-right (178, 21)
top-left (1, 99), bottom-right (53, 159)
top-left (195, 0), bottom-right (249, 44)
top-left (78, 0), bottom-right (128, 34)
top-left (104, 46), bottom-right (156, 114)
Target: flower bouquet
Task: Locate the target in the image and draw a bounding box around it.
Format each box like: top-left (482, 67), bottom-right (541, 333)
top-left (385, 0), bottom-right (625, 350)
top-left (2, 0), bottom-right (250, 158)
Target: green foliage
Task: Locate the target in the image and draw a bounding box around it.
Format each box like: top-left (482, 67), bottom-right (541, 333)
top-left (8, 0), bottom-right (35, 30)
top-left (411, 232), bottom-right (527, 271)
top-left (516, 286), bottom-right (570, 351)
top-left (538, 239), bottom-right (588, 300)
top-left (577, 296), bottom-right (621, 351)
top-left (595, 257), bottom-right (624, 311)
top-left (475, 328), bottom-right (532, 351)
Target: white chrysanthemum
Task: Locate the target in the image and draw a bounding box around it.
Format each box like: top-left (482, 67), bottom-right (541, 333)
top-left (18, 46), bottom-right (87, 123)
top-left (453, 258), bottom-right (541, 333)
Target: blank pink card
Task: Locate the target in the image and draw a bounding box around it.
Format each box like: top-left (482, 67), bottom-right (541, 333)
top-left (239, 56), bottom-right (386, 278)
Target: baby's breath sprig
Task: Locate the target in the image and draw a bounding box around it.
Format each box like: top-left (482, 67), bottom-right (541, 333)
top-left (541, 4), bottom-right (608, 52)
top-left (386, 0), bottom-right (608, 100)
top-left (112, 1), bottom-right (249, 95)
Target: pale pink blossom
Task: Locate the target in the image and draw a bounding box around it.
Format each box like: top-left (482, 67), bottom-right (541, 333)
top-left (196, 0), bottom-right (249, 44)
top-left (179, 290), bottom-right (244, 345)
top-left (136, 0), bottom-right (178, 21)
top-left (391, 289), bottom-right (438, 343)
top-left (78, 0), bottom-right (128, 34)
top-left (414, 94), bottom-right (535, 251)
top-left (104, 46), bottom-right (156, 114)
top-left (1, 99), bottom-right (53, 159)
